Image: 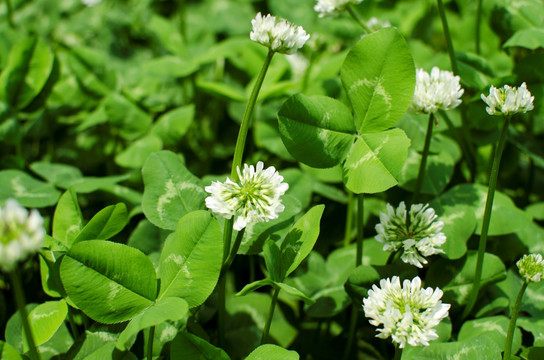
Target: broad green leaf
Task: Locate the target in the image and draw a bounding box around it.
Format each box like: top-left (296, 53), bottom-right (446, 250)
top-left (504, 28), bottom-right (544, 50)
top-left (403, 334), bottom-right (502, 359)
top-left (60, 240), bottom-right (157, 324)
top-left (459, 316), bottom-right (521, 354)
top-left (340, 27), bottom-right (415, 133)
top-left (24, 300), bottom-right (68, 351)
top-left (526, 202), bottom-right (544, 221)
top-left (236, 278), bottom-right (275, 297)
top-left (152, 105), bottom-right (195, 146)
top-left (245, 344), bottom-right (299, 360)
top-left (115, 135), bottom-right (163, 169)
top-left (170, 330), bottom-right (230, 360)
top-left (197, 80), bottom-right (247, 102)
top-left (74, 203), bottom-right (128, 243)
top-left (305, 285), bottom-right (348, 317)
top-left (149, 14), bottom-right (187, 56)
top-left (70, 330), bottom-right (117, 360)
top-left (282, 205), bottom-right (325, 278)
top-left (158, 211), bottom-right (223, 307)
top-left (127, 219), bottom-right (169, 255)
top-left (275, 282), bottom-right (315, 305)
top-left (0, 341), bottom-right (22, 360)
top-left (399, 149), bottom-right (455, 196)
top-left (263, 239), bottom-right (283, 283)
top-left (30, 162), bottom-right (83, 187)
top-left (117, 297), bottom-right (189, 351)
top-left (278, 94), bottom-right (356, 168)
top-left (52, 189), bottom-right (83, 250)
top-left (103, 93), bottom-right (152, 140)
top-left (140, 56), bottom-right (199, 78)
top-left (142, 151), bottom-right (207, 230)
top-left (343, 128), bottom-right (411, 194)
top-left (0, 170), bottom-right (61, 207)
top-left (518, 318), bottom-right (544, 346)
top-left (59, 175), bottom-right (130, 194)
top-left (39, 250), bottom-right (64, 298)
top-left (432, 204), bottom-right (476, 260)
top-left (0, 37), bottom-right (55, 110)
top-left (64, 46), bottom-right (117, 97)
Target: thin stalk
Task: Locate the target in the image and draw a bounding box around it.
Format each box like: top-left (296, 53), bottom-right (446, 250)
top-left (462, 116), bottom-right (511, 319)
top-left (347, 5), bottom-right (371, 33)
top-left (342, 304), bottom-right (359, 360)
top-left (343, 190), bottom-right (354, 247)
top-left (436, 0), bottom-right (458, 74)
top-left (6, 0), bottom-right (14, 28)
top-left (393, 345), bottom-right (403, 360)
top-left (439, 110), bottom-right (476, 182)
top-left (217, 275), bottom-right (227, 348)
top-left (504, 281), bottom-right (528, 359)
top-left (475, 0), bottom-right (482, 54)
top-left (221, 228), bottom-right (246, 278)
top-left (261, 286), bottom-right (281, 344)
top-left (9, 269), bottom-right (40, 360)
top-left (230, 49), bottom-right (274, 181)
top-left (147, 326), bottom-right (155, 360)
top-left (412, 113), bottom-right (435, 204)
top-left (356, 194), bottom-right (364, 267)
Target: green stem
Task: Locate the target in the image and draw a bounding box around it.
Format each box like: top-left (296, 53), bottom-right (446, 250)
top-left (436, 0), bottom-right (458, 74)
top-left (412, 113), bottom-right (435, 204)
top-left (356, 194), bottom-right (364, 267)
top-left (221, 228), bottom-right (246, 278)
top-left (261, 286), bottom-right (281, 344)
top-left (147, 326), bottom-right (155, 360)
top-left (230, 49), bottom-right (274, 181)
top-left (475, 0), bottom-right (482, 54)
top-left (504, 281), bottom-right (528, 359)
top-left (347, 5), bottom-right (371, 33)
top-left (217, 275), bottom-right (227, 348)
top-left (393, 345), bottom-right (403, 360)
top-left (342, 304), bottom-right (359, 360)
top-left (5, 0), bottom-right (14, 28)
top-left (462, 116), bottom-right (511, 319)
top-left (9, 269), bottom-right (40, 360)
top-left (343, 190), bottom-right (354, 247)
top-left (439, 110), bottom-right (476, 182)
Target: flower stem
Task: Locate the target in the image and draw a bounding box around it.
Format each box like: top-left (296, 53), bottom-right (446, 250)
top-left (356, 193), bottom-right (364, 267)
top-left (475, 0), bottom-right (482, 54)
top-left (147, 326), bottom-right (155, 360)
top-left (439, 110), bottom-right (476, 182)
top-left (217, 275), bottom-right (227, 347)
top-left (436, 0), bottom-right (458, 74)
top-left (9, 269), bottom-right (40, 360)
top-left (230, 49), bottom-right (274, 181)
top-left (5, 0), bottom-right (15, 28)
top-left (462, 115), bottom-right (511, 319)
top-left (347, 5), bottom-right (371, 33)
top-left (342, 303), bottom-right (359, 360)
top-left (504, 281), bottom-right (528, 359)
top-left (343, 190), bottom-right (354, 247)
top-left (394, 345), bottom-right (403, 360)
top-left (412, 113), bottom-right (435, 204)
top-left (220, 228), bottom-right (246, 278)
top-left (261, 286), bottom-right (280, 344)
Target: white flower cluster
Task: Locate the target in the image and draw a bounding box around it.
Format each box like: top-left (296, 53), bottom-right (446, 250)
top-left (481, 82), bottom-right (534, 116)
top-left (0, 199), bottom-right (45, 273)
top-left (517, 253), bottom-right (544, 283)
top-left (363, 276), bottom-right (450, 348)
top-left (205, 162), bottom-right (289, 231)
top-left (366, 17), bottom-right (391, 32)
top-left (410, 67), bottom-right (464, 114)
top-left (375, 202), bottom-right (446, 268)
top-left (82, 0), bottom-right (102, 7)
top-left (314, 0), bottom-right (363, 18)
top-left (250, 13), bottom-right (310, 54)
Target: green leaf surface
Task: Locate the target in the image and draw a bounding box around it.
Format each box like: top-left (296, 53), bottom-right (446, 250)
top-left (52, 189), bottom-right (83, 250)
top-left (264, 239), bottom-right (283, 283)
top-left (68, 330), bottom-right (118, 360)
top-left (103, 93), bottom-right (152, 140)
top-left (115, 135), bottom-right (163, 169)
top-left (0, 341), bottom-right (22, 360)
top-left (276, 282), bottom-right (315, 305)
top-left (278, 94), bottom-right (356, 168)
top-left (245, 344), bottom-right (299, 360)
top-left (60, 240), bottom-right (157, 324)
top-left (518, 318), bottom-right (544, 346)
top-left (0, 170), bottom-right (61, 207)
top-left (158, 211), bottom-right (223, 307)
top-left (152, 105), bottom-right (195, 146)
top-left (340, 27), bottom-right (415, 133)
top-left (237, 278), bottom-right (275, 297)
top-left (73, 203), bottom-right (128, 243)
top-left (402, 334), bottom-right (502, 359)
top-left (24, 300), bottom-right (68, 351)
top-left (117, 297), bottom-right (189, 351)
top-left (142, 151), bottom-right (207, 230)
top-left (458, 316), bottom-right (521, 354)
top-left (504, 28), bottom-right (544, 50)
top-left (343, 128), bottom-right (411, 194)
top-left (399, 149), bottom-right (455, 196)
top-left (30, 162), bottom-right (83, 187)
top-left (432, 204), bottom-right (477, 260)
top-left (170, 330), bottom-right (231, 360)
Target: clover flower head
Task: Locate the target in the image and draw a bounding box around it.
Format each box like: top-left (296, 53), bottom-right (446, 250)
top-left (314, 0), bottom-right (363, 18)
top-left (375, 202), bottom-right (446, 268)
top-left (366, 17), bottom-right (391, 32)
top-left (205, 162), bottom-right (289, 231)
top-left (363, 276), bottom-right (450, 348)
top-left (0, 199), bottom-right (45, 273)
top-left (517, 253), bottom-right (544, 283)
top-left (410, 67), bottom-right (464, 114)
top-left (82, 0), bottom-right (102, 7)
top-left (250, 13), bottom-right (310, 54)
top-left (481, 82), bottom-right (534, 116)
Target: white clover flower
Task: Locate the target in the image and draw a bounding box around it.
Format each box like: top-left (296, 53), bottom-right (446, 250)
top-left (366, 17), bottom-right (391, 32)
top-left (481, 82), bottom-right (534, 116)
top-left (250, 13), bottom-right (310, 54)
top-left (205, 162), bottom-right (289, 231)
top-left (410, 67), bottom-right (464, 114)
top-left (363, 276), bottom-right (450, 348)
top-left (517, 253), bottom-right (544, 283)
top-left (314, 0), bottom-right (363, 18)
top-left (82, 0), bottom-right (102, 7)
top-left (0, 199), bottom-right (45, 273)
top-left (375, 202), bottom-right (446, 268)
